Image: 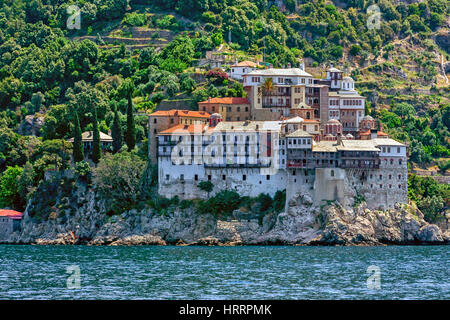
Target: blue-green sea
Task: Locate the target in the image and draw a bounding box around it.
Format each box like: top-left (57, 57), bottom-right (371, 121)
top-left (0, 245), bottom-right (448, 300)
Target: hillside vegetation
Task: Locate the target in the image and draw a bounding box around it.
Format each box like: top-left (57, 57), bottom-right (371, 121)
top-left (0, 0), bottom-right (448, 221)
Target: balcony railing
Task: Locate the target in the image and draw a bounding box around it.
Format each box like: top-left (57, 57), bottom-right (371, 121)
top-left (204, 161), bottom-right (272, 168)
top-left (262, 103), bottom-right (290, 108)
top-left (340, 163), bottom-right (380, 169)
top-left (263, 90), bottom-right (291, 97)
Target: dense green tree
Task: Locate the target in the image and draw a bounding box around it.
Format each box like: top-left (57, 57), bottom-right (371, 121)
top-left (41, 104), bottom-right (71, 140)
top-left (119, 79), bottom-right (136, 151)
top-left (180, 74), bottom-right (196, 93)
top-left (198, 181), bottom-right (213, 198)
top-left (93, 152), bottom-right (147, 214)
top-left (72, 111), bottom-right (84, 163)
top-left (0, 166), bottom-right (24, 209)
top-left (111, 103), bottom-right (123, 153)
top-left (92, 106), bottom-right (101, 164)
top-left (393, 102), bottom-right (416, 120)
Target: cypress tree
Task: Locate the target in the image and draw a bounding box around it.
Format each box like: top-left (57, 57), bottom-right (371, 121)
top-left (111, 102), bottom-right (123, 153)
top-left (73, 111), bottom-right (84, 163)
top-left (125, 80), bottom-right (136, 151)
top-left (92, 106), bottom-right (101, 164)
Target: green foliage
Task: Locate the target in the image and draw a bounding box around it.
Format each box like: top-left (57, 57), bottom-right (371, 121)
top-left (122, 12), bottom-right (147, 27)
top-left (74, 161), bottom-right (91, 181)
top-left (197, 190), bottom-right (241, 217)
top-left (93, 152), bottom-right (147, 214)
top-left (195, 188), bottom-right (286, 218)
top-left (91, 106), bottom-right (101, 164)
top-left (408, 174), bottom-right (448, 222)
top-left (72, 111), bottom-right (84, 163)
top-left (419, 195), bottom-right (444, 222)
top-left (0, 166), bottom-right (24, 209)
top-left (437, 160), bottom-right (450, 173)
top-left (0, 0), bottom-right (447, 217)
top-left (353, 194), bottom-right (366, 207)
top-left (111, 103), bottom-right (123, 153)
top-left (119, 79), bottom-right (136, 151)
top-left (198, 181), bottom-right (213, 196)
top-left (41, 104), bottom-right (71, 140)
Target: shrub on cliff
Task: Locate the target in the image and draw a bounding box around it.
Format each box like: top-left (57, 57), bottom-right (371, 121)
top-left (74, 161), bottom-right (91, 183)
top-left (0, 165), bottom-right (24, 210)
top-left (196, 190), bottom-right (241, 217)
top-left (93, 152), bottom-right (147, 214)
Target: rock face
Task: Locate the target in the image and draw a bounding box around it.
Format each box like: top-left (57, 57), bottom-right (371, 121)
top-left (309, 202), bottom-right (447, 245)
top-left (18, 115), bottom-right (44, 136)
top-left (3, 186), bottom-right (449, 246)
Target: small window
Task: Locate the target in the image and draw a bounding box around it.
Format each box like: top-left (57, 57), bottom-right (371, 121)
top-left (243, 175), bottom-right (246, 181)
top-left (180, 174), bottom-right (184, 181)
top-left (208, 175), bottom-right (211, 181)
top-left (222, 175), bottom-right (226, 180)
top-left (331, 170), bottom-right (335, 177)
top-left (165, 175), bottom-right (169, 181)
top-left (194, 174), bottom-right (198, 181)
top-left (266, 175), bottom-right (270, 180)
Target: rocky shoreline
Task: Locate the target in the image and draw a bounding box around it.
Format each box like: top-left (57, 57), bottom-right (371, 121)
top-left (3, 189), bottom-right (449, 247)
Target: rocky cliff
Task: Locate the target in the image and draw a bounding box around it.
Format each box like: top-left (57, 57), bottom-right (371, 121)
top-left (4, 186), bottom-right (449, 246)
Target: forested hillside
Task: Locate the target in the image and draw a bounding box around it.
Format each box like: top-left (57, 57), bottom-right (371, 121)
top-left (0, 0), bottom-right (448, 221)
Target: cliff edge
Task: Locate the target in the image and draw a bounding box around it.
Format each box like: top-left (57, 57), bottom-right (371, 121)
top-left (3, 187), bottom-right (449, 246)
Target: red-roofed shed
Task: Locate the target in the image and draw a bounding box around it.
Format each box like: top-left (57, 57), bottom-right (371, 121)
top-left (0, 209), bottom-right (23, 240)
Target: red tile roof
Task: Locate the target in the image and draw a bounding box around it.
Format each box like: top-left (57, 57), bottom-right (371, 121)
top-left (149, 110), bottom-right (210, 118)
top-left (360, 130), bottom-right (389, 137)
top-left (0, 209), bottom-right (23, 219)
top-left (159, 124), bottom-right (206, 135)
top-left (198, 97), bottom-right (249, 105)
top-left (230, 60), bottom-right (258, 68)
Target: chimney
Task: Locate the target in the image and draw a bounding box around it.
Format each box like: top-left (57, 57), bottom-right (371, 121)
top-left (337, 133), bottom-right (342, 145)
top-left (208, 96), bottom-right (211, 103)
top-left (370, 129), bottom-right (377, 140)
top-left (300, 62), bottom-right (305, 71)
